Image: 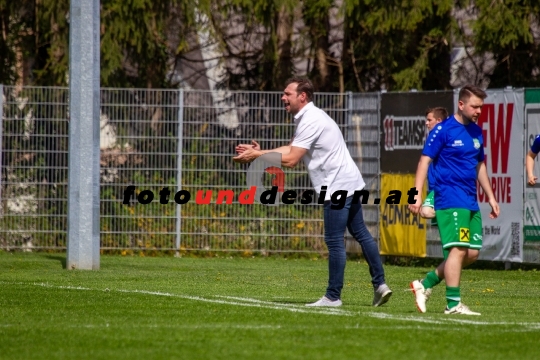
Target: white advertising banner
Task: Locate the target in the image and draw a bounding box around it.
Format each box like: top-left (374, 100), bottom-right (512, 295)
top-left (454, 89), bottom-right (524, 262)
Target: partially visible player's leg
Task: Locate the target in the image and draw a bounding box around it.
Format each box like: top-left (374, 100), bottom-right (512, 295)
top-left (444, 246), bottom-right (467, 307)
top-left (439, 209), bottom-right (480, 315)
top-left (412, 190), bottom-right (440, 311)
top-left (322, 199), bottom-right (350, 301)
top-left (429, 249), bottom-right (478, 287)
top-left (416, 238), bottom-right (479, 310)
top-left (442, 211), bottom-right (481, 291)
top-left (306, 198), bottom-right (350, 307)
top-left (347, 200), bottom-right (392, 306)
top-left (410, 206), bottom-right (448, 313)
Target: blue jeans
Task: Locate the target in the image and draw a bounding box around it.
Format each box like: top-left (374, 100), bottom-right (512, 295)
top-left (323, 196), bottom-right (386, 300)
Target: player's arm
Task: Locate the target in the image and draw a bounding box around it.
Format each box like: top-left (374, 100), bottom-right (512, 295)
top-left (526, 150), bottom-right (538, 185)
top-left (236, 138), bottom-right (294, 156)
top-left (278, 146), bottom-right (307, 168)
top-left (260, 145), bottom-right (293, 156)
top-left (477, 161), bottom-right (500, 219)
top-left (233, 145), bottom-right (307, 168)
top-left (409, 155), bottom-right (432, 214)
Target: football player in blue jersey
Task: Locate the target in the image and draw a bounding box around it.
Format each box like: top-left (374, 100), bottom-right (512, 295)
top-left (409, 85), bottom-right (500, 315)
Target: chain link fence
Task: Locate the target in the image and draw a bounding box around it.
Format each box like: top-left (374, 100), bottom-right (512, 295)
top-left (0, 86), bottom-right (68, 250)
top-left (0, 86), bottom-right (379, 254)
top-left (3, 85), bottom-right (537, 263)
top-left (347, 93), bottom-right (380, 253)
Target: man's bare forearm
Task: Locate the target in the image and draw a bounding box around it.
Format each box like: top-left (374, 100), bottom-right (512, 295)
top-left (261, 145), bottom-right (292, 155)
top-left (477, 162), bottom-right (495, 200)
top-left (526, 151), bottom-right (536, 179)
top-left (414, 156), bottom-right (431, 196)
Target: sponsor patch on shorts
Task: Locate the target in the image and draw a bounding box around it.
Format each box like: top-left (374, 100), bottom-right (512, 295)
top-left (459, 227), bottom-right (470, 242)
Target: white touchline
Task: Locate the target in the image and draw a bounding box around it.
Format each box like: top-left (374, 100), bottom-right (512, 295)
top-left (367, 312), bottom-right (540, 330)
top-left (114, 289), bottom-right (353, 316)
top-left (67, 323), bottom-right (282, 330)
top-left (2, 281), bottom-right (540, 331)
top-left (367, 312), bottom-right (447, 325)
top-left (215, 295), bottom-right (347, 312)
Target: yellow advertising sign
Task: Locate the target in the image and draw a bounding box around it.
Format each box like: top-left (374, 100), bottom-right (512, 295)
top-left (380, 173), bottom-right (427, 257)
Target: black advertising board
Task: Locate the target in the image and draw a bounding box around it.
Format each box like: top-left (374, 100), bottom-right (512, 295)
top-left (380, 91), bottom-right (454, 173)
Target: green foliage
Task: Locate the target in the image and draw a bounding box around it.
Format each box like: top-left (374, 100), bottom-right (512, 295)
top-left (210, 0), bottom-right (299, 90)
top-left (34, 0), bottom-right (70, 85)
top-left (0, 1), bottom-right (20, 83)
top-left (100, 0), bottom-right (193, 88)
top-left (343, 0), bottom-right (453, 91)
top-left (470, 0), bottom-right (540, 87)
top-left (2, 1), bottom-right (540, 90)
top-left (473, 0), bottom-right (535, 50)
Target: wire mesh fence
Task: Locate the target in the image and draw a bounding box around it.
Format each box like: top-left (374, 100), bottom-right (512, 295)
top-left (347, 93), bottom-right (380, 252)
top-left (0, 86), bottom-right (378, 254)
top-left (0, 86), bottom-right (69, 250)
top-left (4, 86), bottom-right (536, 263)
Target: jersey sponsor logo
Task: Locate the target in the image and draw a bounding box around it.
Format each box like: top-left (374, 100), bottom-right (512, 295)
top-left (383, 115), bottom-right (426, 151)
top-left (460, 227), bottom-right (470, 242)
top-left (452, 139), bottom-right (464, 147)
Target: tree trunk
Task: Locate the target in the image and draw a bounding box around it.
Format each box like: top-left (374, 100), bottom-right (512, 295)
top-left (275, 5), bottom-right (294, 88)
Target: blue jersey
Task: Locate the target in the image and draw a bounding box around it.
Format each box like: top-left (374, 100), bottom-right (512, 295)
top-left (531, 135), bottom-right (540, 154)
top-left (426, 117), bottom-right (448, 192)
top-left (427, 163), bottom-right (435, 191)
top-left (422, 115), bottom-right (484, 211)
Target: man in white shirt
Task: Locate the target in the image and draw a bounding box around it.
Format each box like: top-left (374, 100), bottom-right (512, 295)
top-left (233, 77), bottom-right (392, 307)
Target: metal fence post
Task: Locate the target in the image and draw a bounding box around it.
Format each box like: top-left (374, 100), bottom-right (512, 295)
top-left (66, 0), bottom-right (100, 270)
top-left (347, 91), bottom-right (353, 146)
top-left (175, 89), bottom-right (184, 256)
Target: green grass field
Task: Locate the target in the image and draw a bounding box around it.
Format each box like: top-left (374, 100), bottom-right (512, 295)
top-left (0, 252), bottom-right (538, 359)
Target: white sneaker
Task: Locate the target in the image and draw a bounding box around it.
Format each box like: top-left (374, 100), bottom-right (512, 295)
top-left (410, 280), bottom-right (427, 313)
top-left (373, 284), bottom-right (392, 306)
top-left (305, 296), bottom-right (342, 307)
top-left (444, 302), bottom-right (481, 315)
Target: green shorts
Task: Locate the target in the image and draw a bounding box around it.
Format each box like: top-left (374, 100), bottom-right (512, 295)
top-left (435, 208), bottom-right (482, 259)
top-left (422, 191), bottom-right (438, 226)
top-left (422, 191), bottom-right (435, 208)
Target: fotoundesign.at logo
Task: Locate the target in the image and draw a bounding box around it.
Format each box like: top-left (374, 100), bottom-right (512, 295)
top-left (122, 152), bottom-right (422, 208)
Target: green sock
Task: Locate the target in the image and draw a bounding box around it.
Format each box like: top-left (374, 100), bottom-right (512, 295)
top-left (446, 286), bottom-right (460, 309)
top-left (422, 271), bottom-right (442, 289)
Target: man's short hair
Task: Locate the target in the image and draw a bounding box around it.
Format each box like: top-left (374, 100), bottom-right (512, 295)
top-left (425, 106), bottom-right (448, 121)
top-left (459, 85), bottom-right (487, 102)
top-left (285, 76), bottom-right (314, 102)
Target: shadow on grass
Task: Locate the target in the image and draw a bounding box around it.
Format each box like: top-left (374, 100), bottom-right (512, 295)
top-left (383, 255), bottom-right (540, 271)
top-left (44, 255), bottom-right (67, 269)
top-left (271, 300), bottom-right (311, 305)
